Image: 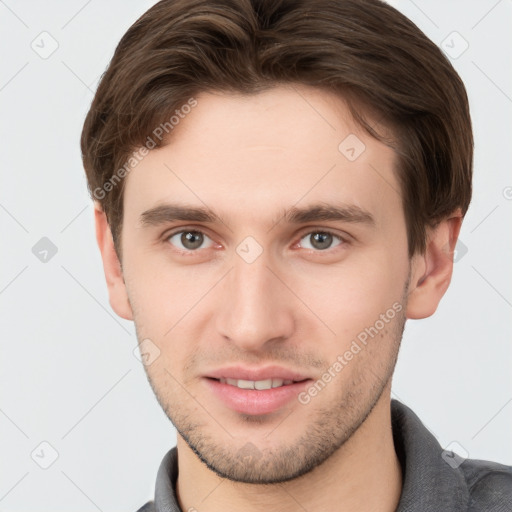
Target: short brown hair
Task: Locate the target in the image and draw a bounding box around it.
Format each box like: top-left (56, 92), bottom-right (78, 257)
top-left (81, 0), bottom-right (473, 258)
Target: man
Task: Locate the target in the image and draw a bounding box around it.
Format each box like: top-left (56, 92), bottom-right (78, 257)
top-left (80, 0), bottom-right (512, 510)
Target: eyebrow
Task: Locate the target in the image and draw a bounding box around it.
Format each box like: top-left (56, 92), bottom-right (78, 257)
top-left (140, 202), bottom-right (375, 228)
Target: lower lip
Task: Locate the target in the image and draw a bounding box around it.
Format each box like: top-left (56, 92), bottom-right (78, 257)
top-left (203, 378), bottom-right (311, 415)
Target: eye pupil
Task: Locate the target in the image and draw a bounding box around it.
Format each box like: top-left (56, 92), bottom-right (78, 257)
top-left (311, 232), bottom-right (332, 250)
top-left (182, 231), bottom-right (203, 249)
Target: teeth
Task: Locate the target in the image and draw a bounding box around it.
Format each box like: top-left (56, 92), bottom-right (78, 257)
top-left (255, 379), bottom-right (272, 390)
top-left (236, 379), bottom-right (255, 390)
top-left (219, 378), bottom-right (294, 389)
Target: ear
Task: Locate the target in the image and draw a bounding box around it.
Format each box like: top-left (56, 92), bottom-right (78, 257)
top-left (94, 202), bottom-right (133, 320)
top-left (406, 210), bottom-right (463, 319)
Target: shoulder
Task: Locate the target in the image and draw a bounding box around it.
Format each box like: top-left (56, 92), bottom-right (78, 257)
top-left (460, 457), bottom-right (512, 510)
top-left (391, 399), bottom-right (512, 511)
top-left (134, 501), bottom-right (155, 512)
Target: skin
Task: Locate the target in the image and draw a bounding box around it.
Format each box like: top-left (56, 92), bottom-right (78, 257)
top-left (95, 85), bottom-right (462, 511)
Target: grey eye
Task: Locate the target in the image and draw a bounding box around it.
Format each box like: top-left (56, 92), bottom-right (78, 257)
top-left (300, 232), bottom-right (342, 251)
top-left (168, 230), bottom-right (213, 251)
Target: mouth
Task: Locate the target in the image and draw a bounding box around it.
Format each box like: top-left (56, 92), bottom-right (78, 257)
top-left (203, 371), bottom-right (312, 415)
top-left (214, 377), bottom-right (303, 390)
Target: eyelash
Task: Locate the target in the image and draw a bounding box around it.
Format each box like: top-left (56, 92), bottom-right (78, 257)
top-left (163, 227), bottom-right (349, 255)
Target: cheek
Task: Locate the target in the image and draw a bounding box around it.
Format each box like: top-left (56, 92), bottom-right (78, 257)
top-left (123, 253), bottom-right (213, 363)
top-left (290, 249), bottom-right (407, 339)
top-left (123, 244), bottom-right (203, 316)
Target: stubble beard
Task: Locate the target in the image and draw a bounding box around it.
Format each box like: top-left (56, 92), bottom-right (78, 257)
top-left (135, 272), bottom-right (410, 484)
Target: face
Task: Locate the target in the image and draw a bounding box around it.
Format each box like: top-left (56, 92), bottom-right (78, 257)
top-left (117, 85), bottom-right (412, 483)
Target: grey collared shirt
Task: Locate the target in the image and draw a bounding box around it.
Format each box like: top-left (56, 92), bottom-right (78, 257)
top-left (136, 399), bottom-right (512, 511)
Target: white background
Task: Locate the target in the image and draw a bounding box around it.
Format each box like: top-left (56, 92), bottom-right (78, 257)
top-left (1, 1), bottom-right (511, 510)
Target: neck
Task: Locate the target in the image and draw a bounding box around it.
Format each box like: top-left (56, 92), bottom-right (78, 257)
top-left (176, 388), bottom-right (402, 512)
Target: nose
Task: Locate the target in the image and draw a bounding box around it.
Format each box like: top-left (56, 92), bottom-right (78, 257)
top-left (215, 249), bottom-right (295, 352)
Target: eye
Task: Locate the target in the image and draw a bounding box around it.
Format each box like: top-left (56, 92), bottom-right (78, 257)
top-left (165, 228), bottom-right (346, 254)
top-left (166, 229), bottom-right (216, 252)
top-left (298, 230), bottom-right (344, 251)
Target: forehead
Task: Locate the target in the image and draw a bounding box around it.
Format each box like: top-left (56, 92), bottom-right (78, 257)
top-left (123, 85), bottom-right (402, 231)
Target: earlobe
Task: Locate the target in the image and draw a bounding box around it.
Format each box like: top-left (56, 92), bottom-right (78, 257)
top-left (406, 211), bottom-right (463, 319)
top-left (94, 202), bottom-right (134, 321)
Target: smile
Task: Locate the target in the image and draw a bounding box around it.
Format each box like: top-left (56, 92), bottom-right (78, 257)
top-left (218, 378), bottom-right (295, 390)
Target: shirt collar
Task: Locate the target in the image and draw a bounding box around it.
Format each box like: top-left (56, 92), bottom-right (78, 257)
top-left (152, 399), bottom-right (469, 511)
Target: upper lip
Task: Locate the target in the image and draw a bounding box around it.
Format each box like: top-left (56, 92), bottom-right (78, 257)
top-left (205, 365), bottom-right (311, 382)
